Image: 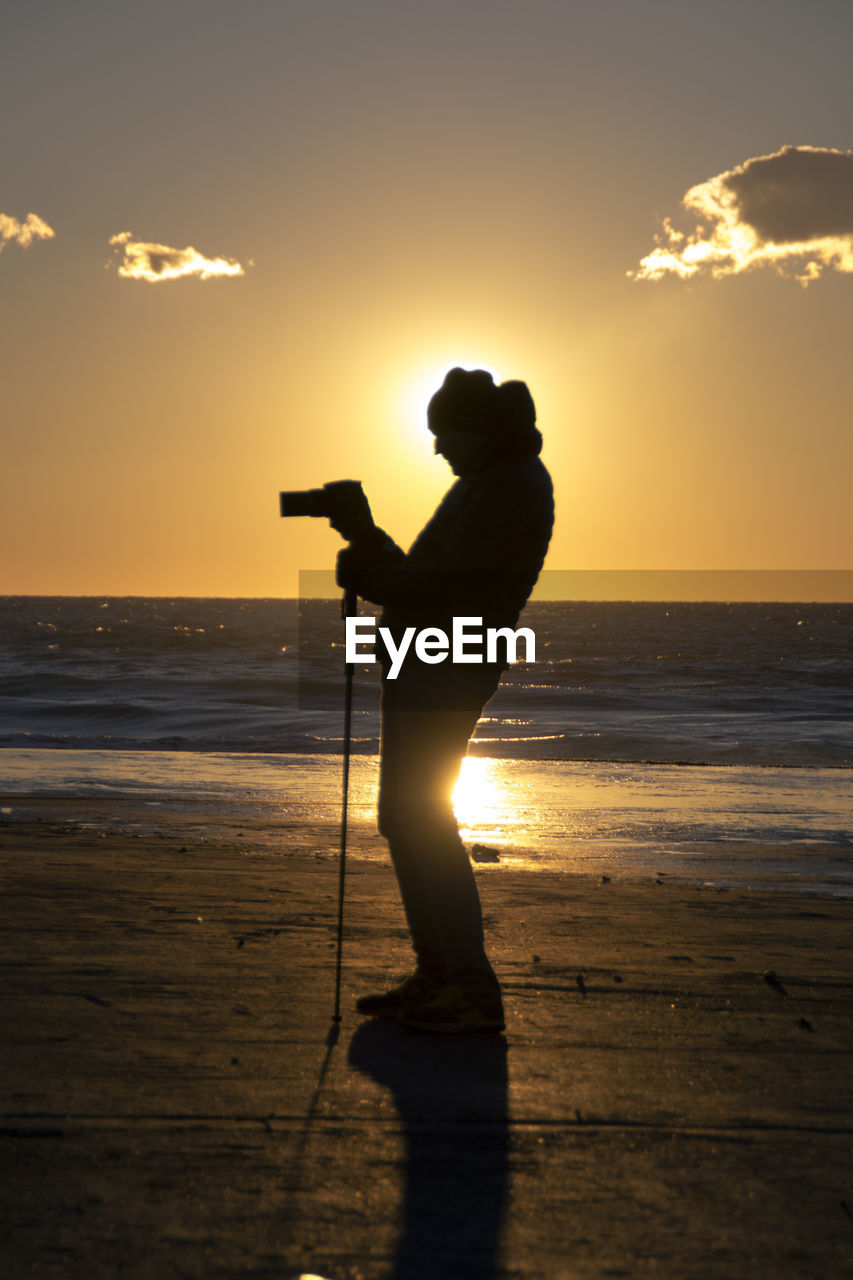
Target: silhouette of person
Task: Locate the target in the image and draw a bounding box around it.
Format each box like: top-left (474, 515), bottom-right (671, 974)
top-left (333, 367), bottom-right (553, 1032)
top-left (347, 1018), bottom-right (509, 1276)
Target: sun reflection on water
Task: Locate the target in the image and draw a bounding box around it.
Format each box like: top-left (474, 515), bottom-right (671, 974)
top-left (452, 756), bottom-right (530, 845)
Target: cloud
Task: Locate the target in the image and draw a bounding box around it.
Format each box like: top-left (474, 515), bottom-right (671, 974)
top-left (108, 231), bottom-right (245, 282)
top-left (0, 211), bottom-right (55, 253)
top-left (630, 146), bottom-right (853, 285)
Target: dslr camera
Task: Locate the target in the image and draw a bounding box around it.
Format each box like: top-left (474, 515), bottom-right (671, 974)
top-left (279, 479), bottom-right (365, 520)
top-left (280, 479), bottom-right (374, 544)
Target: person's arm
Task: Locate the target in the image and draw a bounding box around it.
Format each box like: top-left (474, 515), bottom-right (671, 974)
top-left (337, 466), bottom-right (551, 623)
top-left (324, 483), bottom-right (416, 603)
top-left (335, 526), bottom-right (409, 600)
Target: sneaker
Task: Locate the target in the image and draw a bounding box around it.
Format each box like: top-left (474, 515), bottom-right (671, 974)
top-left (398, 984), bottom-right (505, 1035)
top-left (356, 970), bottom-right (443, 1020)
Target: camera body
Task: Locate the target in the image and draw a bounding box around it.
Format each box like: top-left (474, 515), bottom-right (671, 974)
top-left (279, 479), bottom-right (363, 519)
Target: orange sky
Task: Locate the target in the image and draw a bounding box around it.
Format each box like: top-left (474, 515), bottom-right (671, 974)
top-left (3, 2), bottom-right (853, 598)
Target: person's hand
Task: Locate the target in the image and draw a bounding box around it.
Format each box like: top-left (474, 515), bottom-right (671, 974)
top-left (336, 543), bottom-right (364, 590)
top-left (325, 480), bottom-right (376, 541)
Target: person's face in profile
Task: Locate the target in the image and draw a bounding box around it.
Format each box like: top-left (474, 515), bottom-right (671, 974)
top-left (433, 428), bottom-right (491, 476)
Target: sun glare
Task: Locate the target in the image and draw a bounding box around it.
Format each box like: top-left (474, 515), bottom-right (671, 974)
top-left (452, 756), bottom-right (514, 842)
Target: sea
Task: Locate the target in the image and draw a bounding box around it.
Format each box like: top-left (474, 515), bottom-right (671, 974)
top-left (1, 595), bottom-right (852, 895)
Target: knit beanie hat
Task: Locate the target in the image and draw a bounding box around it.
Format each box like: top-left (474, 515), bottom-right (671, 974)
top-left (427, 367), bottom-right (542, 455)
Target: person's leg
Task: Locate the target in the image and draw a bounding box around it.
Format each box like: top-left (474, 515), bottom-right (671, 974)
top-left (376, 685), bottom-right (450, 983)
top-left (377, 671), bottom-right (501, 998)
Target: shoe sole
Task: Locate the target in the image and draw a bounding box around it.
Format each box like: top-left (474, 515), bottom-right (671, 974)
top-left (356, 978), bottom-right (445, 1020)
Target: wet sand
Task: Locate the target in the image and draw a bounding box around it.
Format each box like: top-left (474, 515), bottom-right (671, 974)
top-left (2, 798), bottom-right (852, 1278)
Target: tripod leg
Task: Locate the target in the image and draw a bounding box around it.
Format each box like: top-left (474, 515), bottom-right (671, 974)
top-left (333, 587), bottom-right (358, 1023)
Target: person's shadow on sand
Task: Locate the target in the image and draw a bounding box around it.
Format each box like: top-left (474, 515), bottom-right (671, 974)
top-left (348, 1020), bottom-right (509, 1279)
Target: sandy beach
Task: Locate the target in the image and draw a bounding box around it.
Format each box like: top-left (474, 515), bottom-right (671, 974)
top-left (2, 796), bottom-right (852, 1279)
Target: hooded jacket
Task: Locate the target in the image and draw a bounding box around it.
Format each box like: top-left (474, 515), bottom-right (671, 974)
top-left (339, 451), bottom-right (554, 638)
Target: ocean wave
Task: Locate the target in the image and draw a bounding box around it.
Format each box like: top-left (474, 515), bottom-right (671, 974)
top-left (1, 596), bottom-right (851, 769)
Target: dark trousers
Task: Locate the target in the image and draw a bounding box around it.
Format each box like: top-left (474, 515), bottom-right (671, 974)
top-left (377, 664), bottom-right (502, 999)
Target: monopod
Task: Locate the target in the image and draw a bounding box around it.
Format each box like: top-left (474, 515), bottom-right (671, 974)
top-left (333, 585), bottom-right (358, 1023)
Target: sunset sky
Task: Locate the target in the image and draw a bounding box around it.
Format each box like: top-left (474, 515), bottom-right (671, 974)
top-left (3, 0), bottom-right (853, 598)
